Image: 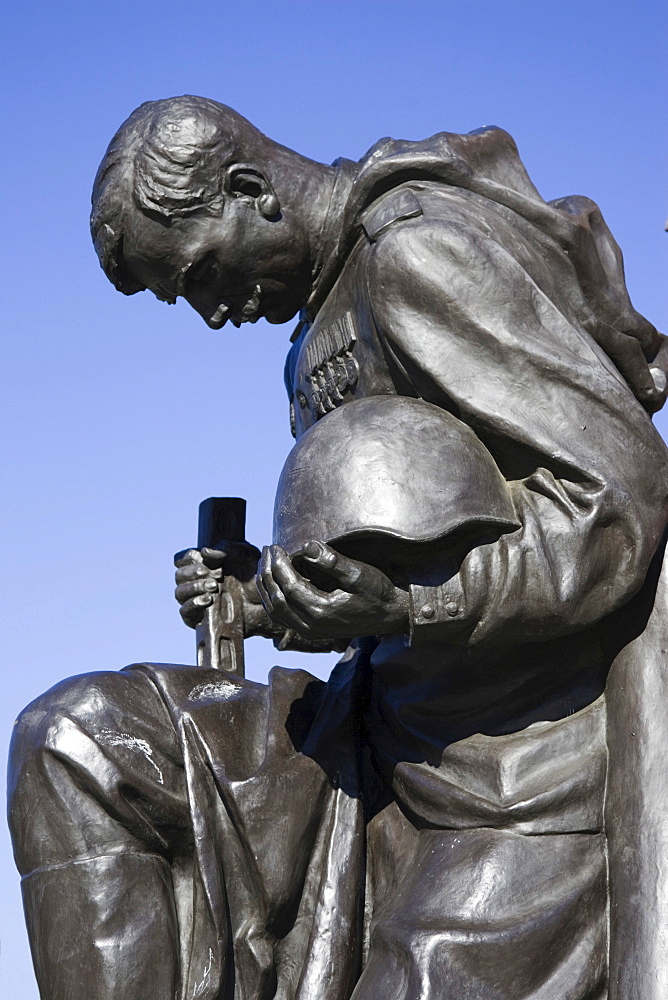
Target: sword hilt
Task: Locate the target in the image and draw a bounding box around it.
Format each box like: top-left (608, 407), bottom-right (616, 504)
top-left (195, 497), bottom-right (246, 676)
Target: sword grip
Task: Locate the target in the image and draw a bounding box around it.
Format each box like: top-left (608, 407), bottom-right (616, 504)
top-left (194, 497), bottom-right (246, 676)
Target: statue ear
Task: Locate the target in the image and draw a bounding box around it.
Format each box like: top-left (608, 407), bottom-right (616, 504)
top-left (223, 164), bottom-right (279, 218)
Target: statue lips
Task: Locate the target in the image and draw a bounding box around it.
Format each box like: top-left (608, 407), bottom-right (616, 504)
top-left (214, 285), bottom-right (263, 328)
top-left (273, 394), bottom-right (520, 570)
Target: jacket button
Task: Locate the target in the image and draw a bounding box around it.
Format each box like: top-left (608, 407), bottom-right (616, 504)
top-left (420, 604), bottom-right (435, 619)
top-left (445, 602), bottom-right (459, 617)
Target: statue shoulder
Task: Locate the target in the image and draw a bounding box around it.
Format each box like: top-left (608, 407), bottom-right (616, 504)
top-left (362, 186), bottom-right (469, 301)
top-left (360, 185), bottom-right (424, 242)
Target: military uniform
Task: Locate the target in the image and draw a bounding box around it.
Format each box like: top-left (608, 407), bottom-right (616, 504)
top-left (10, 129), bottom-right (668, 1000)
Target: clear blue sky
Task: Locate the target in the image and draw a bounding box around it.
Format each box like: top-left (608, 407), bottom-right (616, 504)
top-left (1, 1), bottom-right (666, 994)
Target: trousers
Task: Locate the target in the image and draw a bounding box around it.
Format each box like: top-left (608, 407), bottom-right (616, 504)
top-left (9, 655), bottom-right (609, 1000)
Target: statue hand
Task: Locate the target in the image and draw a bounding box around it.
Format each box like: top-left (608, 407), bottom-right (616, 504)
top-left (174, 541), bottom-right (262, 629)
top-left (256, 541), bottom-right (409, 641)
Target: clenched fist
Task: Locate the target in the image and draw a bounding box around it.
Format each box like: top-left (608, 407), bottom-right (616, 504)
top-left (174, 540), bottom-right (268, 634)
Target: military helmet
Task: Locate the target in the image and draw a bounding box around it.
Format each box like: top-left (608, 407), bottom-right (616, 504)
top-left (273, 395), bottom-right (518, 570)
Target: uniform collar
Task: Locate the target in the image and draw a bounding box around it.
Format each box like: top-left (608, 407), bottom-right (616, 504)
top-left (304, 158), bottom-right (358, 321)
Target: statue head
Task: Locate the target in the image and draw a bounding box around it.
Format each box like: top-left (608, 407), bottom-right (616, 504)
top-left (91, 96), bottom-right (327, 327)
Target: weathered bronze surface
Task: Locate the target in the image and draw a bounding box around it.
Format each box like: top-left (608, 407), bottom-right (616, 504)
top-left (8, 95), bottom-right (668, 999)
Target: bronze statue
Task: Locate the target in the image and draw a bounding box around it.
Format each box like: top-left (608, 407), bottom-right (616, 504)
top-left (8, 95), bottom-right (668, 1000)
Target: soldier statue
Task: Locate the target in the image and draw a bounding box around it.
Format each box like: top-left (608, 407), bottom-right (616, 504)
top-left (9, 95), bottom-right (668, 1000)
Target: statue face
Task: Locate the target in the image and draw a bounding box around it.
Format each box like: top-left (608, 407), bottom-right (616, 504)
top-left (121, 197), bottom-right (311, 328)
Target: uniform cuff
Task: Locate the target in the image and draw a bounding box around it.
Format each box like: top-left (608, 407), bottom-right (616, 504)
top-left (408, 574), bottom-right (469, 645)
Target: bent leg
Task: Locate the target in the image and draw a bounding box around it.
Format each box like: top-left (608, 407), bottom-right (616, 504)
top-left (8, 669), bottom-right (190, 1000)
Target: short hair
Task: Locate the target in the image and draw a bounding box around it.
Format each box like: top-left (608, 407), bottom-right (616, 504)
top-left (90, 95), bottom-right (261, 294)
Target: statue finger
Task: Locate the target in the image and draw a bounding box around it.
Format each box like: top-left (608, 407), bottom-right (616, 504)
top-left (179, 593), bottom-right (213, 628)
top-left (255, 572), bottom-right (274, 614)
top-left (175, 562), bottom-right (212, 585)
top-left (262, 585), bottom-right (311, 634)
top-left (259, 544), bottom-right (273, 580)
top-left (259, 546), bottom-right (287, 607)
top-left (200, 546), bottom-right (229, 567)
top-left (174, 548), bottom-right (204, 568)
top-left (270, 547), bottom-right (331, 612)
top-left (175, 579), bottom-right (218, 604)
top-left (298, 540), bottom-right (365, 593)
top-left (259, 549), bottom-right (312, 630)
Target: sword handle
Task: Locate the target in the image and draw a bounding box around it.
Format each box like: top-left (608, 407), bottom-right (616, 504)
top-left (195, 497), bottom-right (246, 677)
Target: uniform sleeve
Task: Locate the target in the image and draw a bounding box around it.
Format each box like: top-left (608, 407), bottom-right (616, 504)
top-left (366, 213), bottom-right (668, 648)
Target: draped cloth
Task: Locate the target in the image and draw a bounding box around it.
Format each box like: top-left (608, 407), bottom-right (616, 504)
top-left (132, 641), bottom-right (610, 1000)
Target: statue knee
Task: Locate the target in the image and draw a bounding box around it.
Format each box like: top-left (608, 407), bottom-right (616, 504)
top-left (7, 671), bottom-right (141, 872)
top-left (10, 671), bottom-right (118, 777)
